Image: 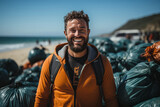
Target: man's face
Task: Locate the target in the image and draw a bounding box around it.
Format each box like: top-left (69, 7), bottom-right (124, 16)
top-left (64, 19), bottom-right (90, 53)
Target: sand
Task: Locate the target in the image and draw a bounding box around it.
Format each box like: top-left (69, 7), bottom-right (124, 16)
top-left (0, 45), bottom-right (56, 66)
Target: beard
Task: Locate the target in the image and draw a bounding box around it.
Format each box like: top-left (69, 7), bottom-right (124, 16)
top-left (67, 36), bottom-right (88, 53)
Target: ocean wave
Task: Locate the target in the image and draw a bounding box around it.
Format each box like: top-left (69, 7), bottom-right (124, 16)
top-left (0, 40), bottom-right (67, 52)
top-left (0, 43), bottom-right (36, 52)
top-left (0, 43), bottom-right (25, 52)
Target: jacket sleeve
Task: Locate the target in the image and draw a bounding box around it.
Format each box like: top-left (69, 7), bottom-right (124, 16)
top-left (34, 55), bottom-right (53, 107)
top-left (102, 55), bottom-right (119, 107)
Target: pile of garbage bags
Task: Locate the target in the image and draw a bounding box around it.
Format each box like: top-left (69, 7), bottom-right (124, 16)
top-left (90, 38), bottom-right (160, 107)
top-left (117, 61), bottom-right (160, 107)
top-left (0, 47), bottom-right (48, 107)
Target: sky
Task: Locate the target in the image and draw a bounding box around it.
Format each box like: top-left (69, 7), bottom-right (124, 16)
top-left (0, 0), bottom-right (160, 37)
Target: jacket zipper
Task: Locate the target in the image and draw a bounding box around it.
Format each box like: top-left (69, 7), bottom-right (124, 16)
top-left (74, 64), bottom-right (87, 107)
top-left (64, 63), bottom-right (88, 107)
top-left (74, 90), bottom-right (76, 107)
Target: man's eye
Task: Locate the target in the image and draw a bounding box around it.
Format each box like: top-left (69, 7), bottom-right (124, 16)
top-left (79, 30), bottom-right (86, 33)
top-left (71, 29), bottom-right (76, 33)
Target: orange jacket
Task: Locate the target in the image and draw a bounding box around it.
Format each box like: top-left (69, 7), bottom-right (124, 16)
top-left (34, 43), bottom-right (118, 107)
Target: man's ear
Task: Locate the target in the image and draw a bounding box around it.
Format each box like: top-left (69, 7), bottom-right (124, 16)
top-left (64, 30), bottom-right (67, 38)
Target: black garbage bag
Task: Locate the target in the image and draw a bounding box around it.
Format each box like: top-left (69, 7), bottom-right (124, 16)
top-left (14, 72), bottom-right (39, 83)
top-left (0, 68), bottom-right (9, 88)
top-left (116, 51), bottom-right (125, 58)
top-left (117, 38), bottom-right (131, 45)
top-left (133, 97), bottom-right (160, 107)
top-left (116, 39), bottom-right (131, 51)
top-left (116, 63), bottom-right (125, 72)
top-left (114, 44), bottom-right (127, 52)
top-left (9, 76), bottom-right (17, 84)
top-left (9, 66), bottom-right (24, 84)
top-left (25, 73), bottom-right (39, 82)
top-left (0, 59), bottom-right (19, 76)
top-left (113, 72), bottom-right (125, 92)
top-left (107, 53), bottom-right (119, 73)
top-left (30, 66), bottom-right (41, 74)
top-left (92, 38), bottom-right (104, 47)
top-left (14, 66), bottom-right (41, 83)
top-left (117, 52), bottom-right (129, 72)
top-left (128, 40), bottom-right (144, 49)
top-left (0, 82), bottom-right (37, 107)
top-left (89, 38), bottom-right (95, 45)
top-left (93, 37), bottom-right (113, 47)
top-left (118, 43), bottom-right (152, 70)
top-left (99, 42), bottom-right (116, 54)
top-left (28, 47), bottom-right (46, 64)
top-left (116, 51), bottom-right (128, 72)
top-left (117, 61), bottom-right (160, 107)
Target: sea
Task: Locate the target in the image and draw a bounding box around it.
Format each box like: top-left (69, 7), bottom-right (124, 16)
top-left (0, 36), bottom-right (67, 52)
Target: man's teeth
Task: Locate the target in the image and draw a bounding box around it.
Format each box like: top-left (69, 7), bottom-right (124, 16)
top-left (74, 39), bottom-right (82, 42)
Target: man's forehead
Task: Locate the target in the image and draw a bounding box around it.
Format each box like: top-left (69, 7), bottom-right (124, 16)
top-left (67, 19), bottom-right (87, 25)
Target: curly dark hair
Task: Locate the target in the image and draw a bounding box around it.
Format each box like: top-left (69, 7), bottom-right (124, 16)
top-left (64, 10), bottom-right (90, 31)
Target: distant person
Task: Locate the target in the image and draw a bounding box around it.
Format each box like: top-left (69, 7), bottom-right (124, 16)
top-left (140, 31), bottom-right (145, 41)
top-left (144, 32), bottom-right (150, 43)
top-left (36, 40), bottom-right (39, 44)
top-left (148, 32), bottom-right (153, 43)
top-left (34, 10), bottom-right (118, 107)
top-left (152, 31), bottom-right (160, 42)
top-left (48, 39), bottom-right (51, 45)
top-left (40, 44), bottom-right (49, 51)
top-left (126, 34), bottom-right (132, 40)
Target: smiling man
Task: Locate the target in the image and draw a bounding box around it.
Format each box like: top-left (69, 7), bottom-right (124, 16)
top-left (34, 10), bottom-right (118, 107)
top-left (65, 19), bottom-right (89, 56)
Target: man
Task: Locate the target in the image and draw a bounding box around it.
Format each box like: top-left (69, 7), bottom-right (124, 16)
top-left (34, 10), bottom-right (118, 107)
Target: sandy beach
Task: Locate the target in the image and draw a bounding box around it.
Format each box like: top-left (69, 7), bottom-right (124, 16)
top-left (0, 45), bottom-right (56, 66)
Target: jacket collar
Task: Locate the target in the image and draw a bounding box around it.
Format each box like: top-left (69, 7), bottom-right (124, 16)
top-left (54, 43), bottom-right (99, 63)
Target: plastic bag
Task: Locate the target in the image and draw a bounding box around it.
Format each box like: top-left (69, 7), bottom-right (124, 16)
top-left (113, 72), bottom-right (125, 92)
top-left (14, 66), bottom-right (41, 83)
top-left (117, 39), bottom-right (131, 50)
top-left (96, 41), bottom-right (116, 56)
top-left (128, 40), bottom-right (144, 49)
top-left (0, 68), bottom-right (9, 88)
top-left (119, 43), bottom-right (152, 70)
top-left (28, 47), bottom-right (46, 64)
top-left (0, 82), bottom-right (37, 107)
top-left (133, 97), bottom-right (160, 107)
top-left (116, 51), bottom-right (127, 72)
top-left (117, 61), bottom-right (160, 107)
top-left (107, 53), bottom-right (119, 73)
top-left (0, 59), bottom-right (19, 76)
top-left (93, 37), bottom-right (113, 46)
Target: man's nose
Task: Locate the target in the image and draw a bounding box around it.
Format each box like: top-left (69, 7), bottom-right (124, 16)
top-left (75, 30), bottom-right (80, 37)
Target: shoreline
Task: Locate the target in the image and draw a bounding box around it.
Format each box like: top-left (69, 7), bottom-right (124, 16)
top-left (0, 37), bottom-right (67, 52)
top-left (0, 45), bottom-right (56, 66)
